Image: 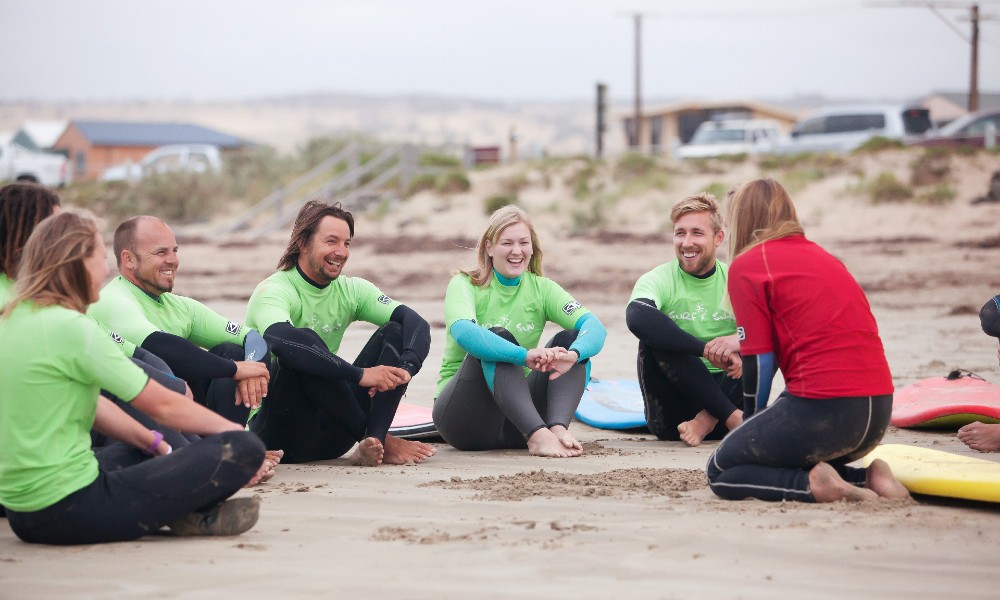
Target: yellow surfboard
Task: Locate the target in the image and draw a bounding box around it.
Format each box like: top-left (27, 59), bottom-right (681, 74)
top-left (862, 444), bottom-right (1000, 503)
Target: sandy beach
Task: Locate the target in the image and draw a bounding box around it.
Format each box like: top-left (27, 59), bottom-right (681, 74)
top-left (4, 151), bottom-right (1000, 599)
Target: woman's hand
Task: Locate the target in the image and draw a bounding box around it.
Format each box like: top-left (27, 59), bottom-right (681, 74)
top-left (547, 348), bottom-right (579, 380)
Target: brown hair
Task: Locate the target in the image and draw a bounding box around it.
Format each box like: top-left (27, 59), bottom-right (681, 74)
top-left (4, 210), bottom-right (101, 316)
top-left (277, 200), bottom-right (355, 271)
top-left (113, 215), bottom-right (163, 267)
top-left (726, 178), bottom-right (804, 259)
top-left (0, 183), bottom-right (62, 278)
top-left (670, 192), bottom-right (723, 233)
top-left (462, 205), bottom-right (543, 287)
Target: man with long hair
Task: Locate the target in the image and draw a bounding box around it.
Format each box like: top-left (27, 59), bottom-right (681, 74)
top-left (245, 199), bottom-right (436, 466)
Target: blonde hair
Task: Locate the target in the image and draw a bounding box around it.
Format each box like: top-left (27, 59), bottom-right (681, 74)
top-left (670, 192), bottom-right (723, 233)
top-left (3, 210), bottom-right (101, 316)
top-left (726, 178), bottom-right (804, 259)
top-left (462, 205), bottom-right (543, 287)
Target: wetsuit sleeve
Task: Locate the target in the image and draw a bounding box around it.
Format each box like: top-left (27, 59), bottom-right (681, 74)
top-left (626, 298), bottom-right (705, 355)
top-left (741, 352), bottom-right (776, 417)
top-left (450, 319), bottom-right (528, 366)
top-left (263, 321), bottom-right (364, 383)
top-left (569, 312), bottom-right (606, 361)
top-left (389, 304), bottom-right (431, 376)
top-left (140, 331), bottom-right (238, 381)
top-left (131, 345), bottom-right (174, 376)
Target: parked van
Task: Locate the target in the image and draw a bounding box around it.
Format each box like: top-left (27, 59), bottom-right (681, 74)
top-left (676, 118), bottom-right (782, 159)
top-left (776, 105), bottom-right (933, 154)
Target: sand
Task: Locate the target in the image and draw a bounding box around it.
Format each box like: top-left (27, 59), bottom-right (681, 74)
top-left (4, 152), bottom-right (1000, 599)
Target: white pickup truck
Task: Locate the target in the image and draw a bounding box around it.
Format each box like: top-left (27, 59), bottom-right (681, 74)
top-left (0, 139), bottom-right (70, 187)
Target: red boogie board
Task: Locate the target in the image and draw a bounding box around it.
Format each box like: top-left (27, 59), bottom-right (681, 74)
top-left (388, 403), bottom-right (438, 439)
top-left (891, 375), bottom-right (1000, 428)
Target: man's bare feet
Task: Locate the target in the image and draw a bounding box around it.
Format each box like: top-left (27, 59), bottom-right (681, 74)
top-left (549, 425), bottom-right (584, 455)
top-left (866, 458), bottom-right (911, 500)
top-left (809, 462), bottom-right (878, 502)
top-left (958, 422), bottom-right (1000, 452)
top-left (677, 410), bottom-right (719, 447)
top-left (527, 427), bottom-right (581, 458)
top-left (349, 437), bottom-right (384, 466)
top-left (383, 434), bottom-right (437, 465)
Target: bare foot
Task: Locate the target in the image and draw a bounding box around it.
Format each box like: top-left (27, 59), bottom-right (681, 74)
top-left (349, 437), bottom-right (384, 466)
top-left (549, 425), bottom-right (583, 456)
top-left (677, 410), bottom-right (719, 447)
top-left (527, 428), bottom-right (580, 458)
top-left (382, 434), bottom-right (437, 465)
top-left (265, 449), bottom-right (284, 465)
top-left (866, 458), bottom-right (911, 500)
top-left (958, 422), bottom-right (1000, 452)
top-left (809, 462), bottom-right (878, 503)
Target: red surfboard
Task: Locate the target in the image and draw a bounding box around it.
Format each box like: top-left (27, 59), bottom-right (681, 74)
top-left (891, 375), bottom-right (1000, 429)
top-left (388, 403), bottom-right (438, 439)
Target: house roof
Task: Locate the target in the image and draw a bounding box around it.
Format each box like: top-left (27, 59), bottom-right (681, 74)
top-left (16, 121), bottom-right (68, 150)
top-left (621, 99), bottom-right (802, 124)
top-left (69, 120), bottom-right (246, 148)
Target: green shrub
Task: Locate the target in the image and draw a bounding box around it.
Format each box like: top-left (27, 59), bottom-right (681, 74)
top-left (484, 194), bottom-right (516, 215)
top-left (436, 171), bottom-right (471, 194)
top-left (500, 173), bottom-right (530, 195)
top-left (868, 172), bottom-right (913, 203)
top-left (916, 184), bottom-right (956, 205)
top-left (910, 148), bottom-right (951, 186)
top-left (702, 182), bottom-right (730, 199)
top-left (418, 151), bottom-right (461, 168)
top-left (406, 173), bottom-right (437, 195)
top-left (854, 136), bottom-right (904, 153)
top-left (614, 153), bottom-right (658, 182)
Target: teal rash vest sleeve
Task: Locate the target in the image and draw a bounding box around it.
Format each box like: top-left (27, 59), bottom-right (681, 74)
top-left (450, 319), bottom-right (528, 366)
top-left (568, 312), bottom-right (606, 361)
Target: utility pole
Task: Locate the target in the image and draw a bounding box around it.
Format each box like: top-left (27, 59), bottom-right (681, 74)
top-left (619, 12), bottom-right (654, 151)
top-left (874, 2), bottom-right (995, 112)
top-left (969, 3), bottom-right (980, 110)
top-left (596, 83), bottom-right (608, 159)
top-left (633, 13), bottom-right (642, 151)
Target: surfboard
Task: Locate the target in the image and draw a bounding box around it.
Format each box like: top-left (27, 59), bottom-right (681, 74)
top-left (890, 375), bottom-right (1000, 429)
top-left (388, 403), bottom-right (438, 439)
top-left (574, 378), bottom-right (647, 430)
top-left (862, 444), bottom-right (1000, 503)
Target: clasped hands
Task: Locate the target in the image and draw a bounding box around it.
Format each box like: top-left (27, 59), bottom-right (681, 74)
top-left (703, 334), bottom-right (742, 379)
top-left (526, 346), bottom-right (579, 380)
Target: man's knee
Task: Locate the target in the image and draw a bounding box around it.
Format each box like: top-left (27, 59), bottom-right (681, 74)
top-left (210, 342), bottom-right (244, 361)
top-left (377, 321), bottom-right (404, 347)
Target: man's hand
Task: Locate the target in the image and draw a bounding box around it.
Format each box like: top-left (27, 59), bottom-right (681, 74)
top-left (704, 334), bottom-right (741, 371)
top-left (360, 365), bottom-right (411, 397)
top-left (233, 361), bottom-right (270, 408)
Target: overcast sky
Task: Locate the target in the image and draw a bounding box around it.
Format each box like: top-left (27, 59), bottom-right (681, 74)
top-left (3, 0), bottom-right (997, 103)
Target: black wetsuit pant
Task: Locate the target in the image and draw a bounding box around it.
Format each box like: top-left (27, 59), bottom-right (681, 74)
top-left (249, 323), bottom-right (409, 464)
top-left (5, 431), bottom-right (264, 545)
top-left (91, 356), bottom-right (198, 462)
top-left (433, 328), bottom-right (586, 451)
top-left (706, 392), bottom-right (893, 502)
top-left (637, 343), bottom-right (742, 441)
top-left (192, 343), bottom-right (252, 425)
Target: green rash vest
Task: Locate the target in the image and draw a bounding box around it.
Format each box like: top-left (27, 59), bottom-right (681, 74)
top-left (246, 268), bottom-right (401, 356)
top-left (2, 273), bottom-right (138, 357)
top-left (0, 302), bottom-right (149, 512)
top-left (628, 260), bottom-right (737, 373)
top-left (438, 271), bottom-right (590, 396)
top-left (88, 275), bottom-right (250, 349)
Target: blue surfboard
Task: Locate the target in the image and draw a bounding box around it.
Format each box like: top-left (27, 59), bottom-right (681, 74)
top-left (574, 379), bottom-right (647, 430)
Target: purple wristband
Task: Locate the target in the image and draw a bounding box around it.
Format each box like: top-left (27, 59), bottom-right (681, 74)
top-left (145, 430), bottom-right (164, 456)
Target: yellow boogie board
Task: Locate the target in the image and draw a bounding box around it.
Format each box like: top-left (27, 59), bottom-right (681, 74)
top-left (862, 444), bottom-right (1000, 503)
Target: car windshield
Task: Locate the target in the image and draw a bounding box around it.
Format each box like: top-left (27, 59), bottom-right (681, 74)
top-left (690, 127), bottom-right (746, 145)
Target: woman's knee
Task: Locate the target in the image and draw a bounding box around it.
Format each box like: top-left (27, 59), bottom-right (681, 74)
top-left (547, 328), bottom-right (579, 348)
top-left (218, 430), bottom-right (266, 470)
top-left (488, 327), bottom-right (518, 344)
